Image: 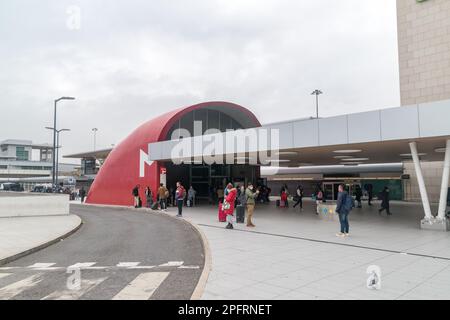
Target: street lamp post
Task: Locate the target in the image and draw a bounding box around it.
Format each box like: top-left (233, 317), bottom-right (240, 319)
top-left (92, 128), bottom-right (98, 151)
top-left (311, 89), bottom-right (323, 119)
top-left (46, 127), bottom-right (71, 188)
top-left (52, 97), bottom-right (75, 187)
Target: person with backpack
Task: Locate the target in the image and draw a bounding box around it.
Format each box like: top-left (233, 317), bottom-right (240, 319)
top-left (158, 183), bottom-right (168, 211)
top-left (175, 182), bottom-right (186, 217)
top-left (335, 184), bottom-right (354, 237)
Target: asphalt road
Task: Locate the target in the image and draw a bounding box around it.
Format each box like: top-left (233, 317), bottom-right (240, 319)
top-left (0, 204), bottom-right (205, 300)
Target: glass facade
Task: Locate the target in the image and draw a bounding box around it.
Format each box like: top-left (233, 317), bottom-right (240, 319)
top-left (16, 147), bottom-right (29, 161)
top-left (166, 109), bottom-right (245, 140)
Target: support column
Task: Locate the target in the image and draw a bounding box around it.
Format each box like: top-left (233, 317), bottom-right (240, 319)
top-left (437, 139), bottom-right (450, 221)
top-left (409, 142), bottom-right (433, 220)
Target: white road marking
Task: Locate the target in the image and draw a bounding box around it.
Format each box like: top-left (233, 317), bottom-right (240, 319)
top-left (117, 262), bottom-right (140, 268)
top-left (28, 263), bottom-right (56, 269)
top-left (68, 262), bottom-right (96, 269)
top-left (0, 274), bottom-right (42, 300)
top-left (41, 277), bottom-right (107, 300)
top-left (0, 273), bottom-right (12, 279)
top-left (112, 272), bottom-right (169, 300)
top-left (127, 266), bottom-right (155, 270)
top-left (178, 266), bottom-right (200, 269)
top-left (159, 261), bottom-right (184, 267)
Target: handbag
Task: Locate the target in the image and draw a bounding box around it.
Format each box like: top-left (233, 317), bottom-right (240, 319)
top-left (222, 200), bottom-right (231, 211)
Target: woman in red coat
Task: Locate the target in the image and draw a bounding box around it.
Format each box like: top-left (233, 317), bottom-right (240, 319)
top-left (224, 183), bottom-right (237, 229)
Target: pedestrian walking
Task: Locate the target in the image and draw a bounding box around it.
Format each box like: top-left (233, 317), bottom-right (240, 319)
top-left (158, 183), bottom-right (168, 211)
top-left (335, 184), bottom-right (353, 237)
top-left (366, 183), bottom-right (374, 206)
top-left (315, 187), bottom-right (324, 215)
top-left (175, 182), bottom-right (186, 217)
top-left (245, 183), bottom-right (259, 227)
top-left (354, 185), bottom-right (363, 208)
top-left (280, 189), bottom-right (288, 208)
top-left (132, 185), bottom-right (140, 208)
top-left (187, 186), bottom-right (196, 207)
top-left (79, 187), bottom-right (86, 203)
top-left (145, 186), bottom-right (153, 208)
top-left (293, 185), bottom-right (304, 211)
top-left (224, 183), bottom-right (237, 229)
top-left (378, 187), bottom-right (392, 216)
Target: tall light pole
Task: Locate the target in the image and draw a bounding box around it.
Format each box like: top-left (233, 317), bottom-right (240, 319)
top-left (311, 89), bottom-right (323, 119)
top-left (92, 128), bottom-right (98, 151)
top-left (52, 97), bottom-right (75, 187)
top-left (46, 127), bottom-right (71, 188)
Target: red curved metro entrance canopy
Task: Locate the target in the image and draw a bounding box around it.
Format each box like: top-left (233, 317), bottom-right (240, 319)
top-left (86, 101), bottom-right (261, 206)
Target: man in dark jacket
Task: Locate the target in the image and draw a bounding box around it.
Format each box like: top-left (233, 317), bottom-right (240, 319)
top-left (378, 187), bottom-right (392, 216)
top-left (335, 184), bottom-right (351, 237)
top-left (132, 185), bottom-right (140, 208)
top-left (79, 187), bottom-right (86, 203)
top-left (354, 185), bottom-right (363, 208)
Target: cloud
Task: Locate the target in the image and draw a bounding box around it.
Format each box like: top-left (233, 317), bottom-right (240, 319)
top-left (0, 0), bottom-right (400, 159)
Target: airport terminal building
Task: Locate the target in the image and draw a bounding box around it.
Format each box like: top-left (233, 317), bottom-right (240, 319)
top-left (61, 0), bottom-right (450, 230)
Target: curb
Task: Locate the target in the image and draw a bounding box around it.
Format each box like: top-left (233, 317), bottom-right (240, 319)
top-left (76, 203), bottom-right (212, 300)
top-left (0, 215), bottom-right (83, 267)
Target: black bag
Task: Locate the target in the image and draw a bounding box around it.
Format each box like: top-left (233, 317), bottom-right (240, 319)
top-left (138, 197), bottom-right (143, 208)
top-left (151, 202), bottom-right (159, 210)
top-left (276, 200), bottom-right (281, 207)
top-left (236, 205), bottom-right (245, 223)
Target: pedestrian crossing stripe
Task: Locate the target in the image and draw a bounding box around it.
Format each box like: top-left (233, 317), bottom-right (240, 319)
top-left (0, 261), bottom-right (198, 272)
top-left (0, 272), bottom-right (173, 300)
top-left (41, 277), bottom-right (108, 300)
top-left (112, 272), bottom-right (169, 300)
top-left (117, 262), bottom-right (140, 268)
top-left (0, 274), bottom-right (42, 300)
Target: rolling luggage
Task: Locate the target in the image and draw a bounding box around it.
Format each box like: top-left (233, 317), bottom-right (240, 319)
top-left (218, 202), bottom-right (226, 222)
top-left (236, 205), bottom-right (245, 223)
top-left (151, 202), bottom-right (159, 210)
top-left (138, 197), bottom-right (143, 208)
top-left (276, 200), bottom-right (281, 207)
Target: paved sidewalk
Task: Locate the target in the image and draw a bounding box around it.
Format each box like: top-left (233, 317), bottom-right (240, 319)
top-left (160, 200), bottom-right (450, 300)
top-left (0, 215), bottom-right (82, 264)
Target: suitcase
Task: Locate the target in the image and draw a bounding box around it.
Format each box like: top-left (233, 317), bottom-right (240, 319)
top-left (218, 202), bottom-right (226, 222)
top-left (138, 197), bottom-right (143, 208)
top-left (236, 205), bottom-right (245, 223)
top-left (151, 202), bottom-right (159, 210)
top-left (276, 200), bottom-right (281, 207)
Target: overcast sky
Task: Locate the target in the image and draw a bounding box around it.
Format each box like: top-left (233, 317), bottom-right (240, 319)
top-left (0, 0), bottom-right (400, 161)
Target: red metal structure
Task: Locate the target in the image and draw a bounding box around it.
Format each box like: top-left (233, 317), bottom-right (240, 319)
top-left (86, 101), bottom-right (261, 206)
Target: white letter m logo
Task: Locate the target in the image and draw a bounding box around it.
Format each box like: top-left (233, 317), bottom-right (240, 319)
top-left (140, 150), bottom-right (154, 178)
